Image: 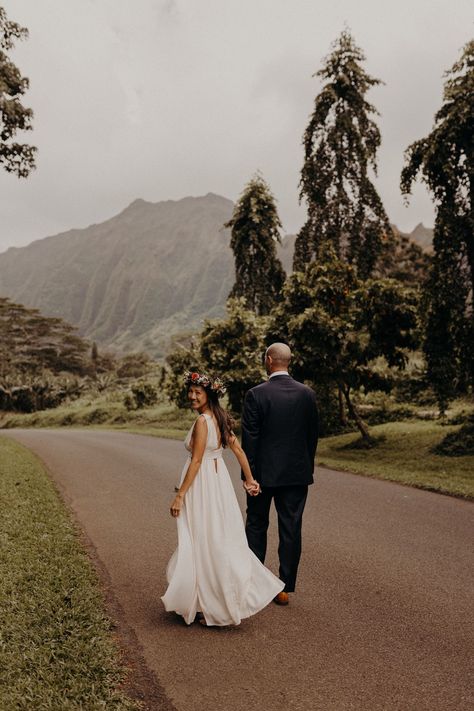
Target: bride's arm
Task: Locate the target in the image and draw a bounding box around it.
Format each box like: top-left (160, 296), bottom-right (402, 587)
top-left (229, 435), bottom-right (260, 495)
top-left (170, 416), bottom-right (207, 517)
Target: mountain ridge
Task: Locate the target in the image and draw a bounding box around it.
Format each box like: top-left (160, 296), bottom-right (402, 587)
top-left (0, 194), bottom-right (433, 357)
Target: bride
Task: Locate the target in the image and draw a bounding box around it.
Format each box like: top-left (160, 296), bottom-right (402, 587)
top-left (161, 370), bottom-right (284, 627)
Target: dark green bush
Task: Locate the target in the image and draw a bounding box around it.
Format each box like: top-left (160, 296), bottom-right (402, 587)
top-left (124, 382), bottom-right (159, 410)
top-left (164, 339), bottom-right (204, 409)
top-left (433, 417), bottom-right (474, 456)
top-left (116, 352), bottom-right (153, 379)
top-left (448, 410), bottom-right (474, 426)
top-left (83, 408), bottom-right (110, 424)
top-left (0, 376), bottom-right (83, 413)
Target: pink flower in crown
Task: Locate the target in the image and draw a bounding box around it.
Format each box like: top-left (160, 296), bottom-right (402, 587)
top-left (184, 370), bottom-right (226, 396)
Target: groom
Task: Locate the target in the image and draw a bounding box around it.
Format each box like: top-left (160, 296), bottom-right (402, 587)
top-left (241, 343), bottom-right (318, 605)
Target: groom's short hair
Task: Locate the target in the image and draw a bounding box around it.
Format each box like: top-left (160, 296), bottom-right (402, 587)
top-left (265, 343), bottom-right (291, 365)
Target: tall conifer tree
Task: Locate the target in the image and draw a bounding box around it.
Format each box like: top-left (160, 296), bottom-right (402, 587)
top-left (226, 174), bottom-right (285, 315)
top-left (401, 39), bottom-right (474, 409)
top-left (294, 30), bottom-right (390, 278)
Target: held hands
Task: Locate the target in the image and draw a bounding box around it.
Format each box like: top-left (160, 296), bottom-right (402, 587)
top-left (170, 494), bottom-right (183, 517)
top-left (243, 479), bottom-right (261, 496)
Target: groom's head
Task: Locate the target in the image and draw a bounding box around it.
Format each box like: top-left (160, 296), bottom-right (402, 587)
top-left (265, 343), bottom-right (292, 375)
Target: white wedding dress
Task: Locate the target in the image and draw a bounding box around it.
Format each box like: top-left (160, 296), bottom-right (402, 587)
top-left (161, 413), bottom-right (284, 626)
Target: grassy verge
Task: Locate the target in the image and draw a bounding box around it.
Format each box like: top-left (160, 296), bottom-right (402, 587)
top-left (317, 420), bottom-right (474, 499)
top-left (0, 436), bottom-right (142, 710)
top-left (0, 397), bottom-right (194, 436)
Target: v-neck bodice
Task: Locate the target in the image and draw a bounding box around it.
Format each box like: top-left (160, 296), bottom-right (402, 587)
top-left (184, 413), bottom-right (223, 459)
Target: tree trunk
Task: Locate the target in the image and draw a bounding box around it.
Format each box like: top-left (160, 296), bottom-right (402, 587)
top-left (341, 383), bottom-right (374, 445)
top-left (338, 385), bottom-right (347, 426)
top-left (468, 173), bottom-right (474, 302)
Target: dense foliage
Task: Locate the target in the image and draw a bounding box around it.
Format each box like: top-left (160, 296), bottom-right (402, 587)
top-left (164, 337), bottom-right (205, 408)
top-left (200, 298), bottom-right (267, 412)
top-left (294, 30), bottom-right (391, 278)
top-left (226, 174), bottom-right (285, 315)
top-left (433, 415), bottom-right (474, 456)
top-left (0, 373), bottom-right (83, 413)
top-left (401, 39), bottom-right (474, 412)
top-left (0, 298), bottom-right (165, 413)
top-left (270, 249), bottom-right (420, 442)
top-left (0, 298), bottom-right (92, 411)
top-left (377, 228), bottom-right (431, 284)
top-left (164, 299), bottom-right (268, 413)
top-left (124, 381), bottom-right (159, 411)
top-left (0, 298), bottom-right (91, 377)
top-left (0, 6), bottom-right (36, 177)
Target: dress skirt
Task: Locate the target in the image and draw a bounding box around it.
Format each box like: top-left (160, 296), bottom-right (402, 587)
top-left (161, 447), bottom-right (284, 626)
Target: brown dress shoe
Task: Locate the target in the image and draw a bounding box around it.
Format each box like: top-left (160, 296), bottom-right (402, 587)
top-left (273, 592), bottom-right (289, 606)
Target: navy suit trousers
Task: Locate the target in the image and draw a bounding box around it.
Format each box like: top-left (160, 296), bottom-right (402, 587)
top-left (245, 485), bottom-right (308, 593)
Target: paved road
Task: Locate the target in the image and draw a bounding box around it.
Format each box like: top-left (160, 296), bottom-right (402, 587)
top-left (3, 429), bottom-right (473, 711)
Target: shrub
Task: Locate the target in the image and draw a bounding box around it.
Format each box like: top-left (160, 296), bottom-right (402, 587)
top-left (116, 352), bottom-right (152, 379)
top-left (0, 375), bottom-right (83, 413)
top-left (448, 409), bottom-right (474, 426)
top-left (124, 382), bottom-right (159, 410)
top-left (164, 338), bottom-right (204, 408)
top-left (83, 408), bottom-right (110, 424)
top-left (432, 416), bottom-right (474, 456)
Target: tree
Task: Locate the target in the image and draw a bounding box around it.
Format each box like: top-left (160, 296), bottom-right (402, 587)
top-left (0, 297), bottom-right (92, 412)
top-left (0, 6), bottom-right (36, 177)
top-left (116, 351), bottom-right (152, 379)
top-left (423, 225), bottom-right (469, 413)
top-left (200, 298), bottom-right (267, 413)
top-left (294, 30), bottom-right (391, 278)
top-left (226, 174), bottom-right (286, 315)
top-left (164, 337), bottom-right (205, 408)
top-left (271, 249), bottom-right (420, 444)
top-left (376, 227), bottom-right (432, 285)
top-left (0, 297), bottom-right (90, 377)
top-left (401, 39), bottom-right (474, 410)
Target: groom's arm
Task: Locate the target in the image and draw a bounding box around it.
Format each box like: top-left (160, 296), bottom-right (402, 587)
top-left (308, 391), bottom-right (319, 467)
top-left (241, 389), bottom-right (260, 481)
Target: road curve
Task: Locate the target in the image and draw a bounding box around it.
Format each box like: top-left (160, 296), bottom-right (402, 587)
top-left (3, 428), bottom-right (473, 711)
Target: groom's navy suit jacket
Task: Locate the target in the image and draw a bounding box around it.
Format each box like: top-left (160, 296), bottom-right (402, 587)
top-left (241, 375), bottom-right (319, 488)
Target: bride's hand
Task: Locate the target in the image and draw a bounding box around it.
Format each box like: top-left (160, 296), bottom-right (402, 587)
top-left (243, 479), bottom-right (261, 496)
top-left (170, 494), bottom-right (183, 517)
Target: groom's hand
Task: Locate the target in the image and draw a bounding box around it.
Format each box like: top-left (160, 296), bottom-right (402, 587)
top-left (243, 480), bottom-right (261, 496)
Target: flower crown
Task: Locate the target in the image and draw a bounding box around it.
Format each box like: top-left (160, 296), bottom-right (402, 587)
top-left (183, 370), bottom-right (227, 397)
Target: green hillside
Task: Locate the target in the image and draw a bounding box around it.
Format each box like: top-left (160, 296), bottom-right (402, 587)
top-left (0, 194), bottom-right (235, 357)
top-left (0, 193), bottom-right (432, 358)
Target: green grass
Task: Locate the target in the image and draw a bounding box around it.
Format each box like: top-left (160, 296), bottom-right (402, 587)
top-left (0, 436), bottom-right (143, 710)
top-left (317, 420), bottom-right (474, 499)
top-left (0, 396), bottom-right (194, 435)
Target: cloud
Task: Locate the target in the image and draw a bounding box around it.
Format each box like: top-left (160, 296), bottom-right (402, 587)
top-left (161, 0), bottom-right (180, 20)
top-left (3, 0), bottom-right (473, 250)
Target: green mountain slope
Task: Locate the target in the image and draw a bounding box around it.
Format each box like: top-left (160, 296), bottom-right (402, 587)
top-left (0, 194), bottom-right (236, 357)
top-left (0, 193), bottom-right (432, 357)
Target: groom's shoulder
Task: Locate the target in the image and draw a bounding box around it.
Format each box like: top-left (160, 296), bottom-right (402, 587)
top-left (248, 380), bottom-right (270, 395)
top-left (288, 378), bottom-right (316, 399)
top-left (249, 377), bottom-right (313, 396)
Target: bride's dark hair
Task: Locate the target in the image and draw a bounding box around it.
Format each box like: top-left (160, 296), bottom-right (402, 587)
top-left (206, 389), bottom-right (235, 448)
top-left (188, 385), bottom-right (234, 447)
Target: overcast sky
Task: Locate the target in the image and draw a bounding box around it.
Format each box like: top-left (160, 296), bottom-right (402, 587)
top-left (1, 0), bottom-right (473, 254)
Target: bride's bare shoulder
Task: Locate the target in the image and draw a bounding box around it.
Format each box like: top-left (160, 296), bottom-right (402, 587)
top-left (194, 414), bottom-right (208, 430)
